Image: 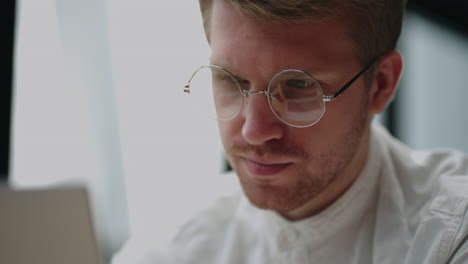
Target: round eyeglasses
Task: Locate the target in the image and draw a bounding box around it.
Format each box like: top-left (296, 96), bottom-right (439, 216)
top-left (184, 60), bottom-right (376, 128)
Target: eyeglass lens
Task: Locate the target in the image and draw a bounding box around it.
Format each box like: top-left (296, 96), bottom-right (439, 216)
top-left (188, 66), bottom-right (326, 127)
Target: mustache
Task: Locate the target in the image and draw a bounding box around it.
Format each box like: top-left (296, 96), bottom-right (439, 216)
top-left (230, 140), bottom-right (309, 160)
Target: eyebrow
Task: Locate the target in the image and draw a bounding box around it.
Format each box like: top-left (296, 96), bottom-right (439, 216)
top-left (311, 72), bottom-right (339, 89)
top-left (209, 64), bottom-right (249, 82)
top-left (209, 62), bottom-right (340, 90)
top-left (232, 75), bottom-right (248, 83)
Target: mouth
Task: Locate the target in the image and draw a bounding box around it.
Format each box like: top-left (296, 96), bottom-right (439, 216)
top-left (241, 157), bottom-right (292, 178)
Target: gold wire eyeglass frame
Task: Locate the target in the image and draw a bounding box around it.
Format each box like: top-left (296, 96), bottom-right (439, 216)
top-left (184, 58), bottom-right (377, 128)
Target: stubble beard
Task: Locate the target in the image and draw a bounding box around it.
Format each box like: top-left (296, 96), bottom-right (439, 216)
top-left (228, 98), bottom-right (370, 215)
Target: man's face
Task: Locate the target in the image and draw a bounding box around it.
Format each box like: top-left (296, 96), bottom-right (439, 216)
top-left (209, 2), bottom-right (373, 220)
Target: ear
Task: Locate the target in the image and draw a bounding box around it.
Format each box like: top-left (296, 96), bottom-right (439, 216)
top-left (368, 50), bottom-right (403, 114)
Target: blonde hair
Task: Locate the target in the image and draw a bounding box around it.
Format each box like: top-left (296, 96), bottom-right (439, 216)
top-left (198, 0), bottom-right (406, 65)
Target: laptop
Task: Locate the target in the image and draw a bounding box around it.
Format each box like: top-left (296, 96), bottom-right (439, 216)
top-left (0, 186), bottom-right (104, 264)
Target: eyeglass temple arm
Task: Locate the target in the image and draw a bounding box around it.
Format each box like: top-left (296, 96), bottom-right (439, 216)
top-left (184, 66), bottom-right (206, 94)
top-left (324, 58), bottom-right (378, 102)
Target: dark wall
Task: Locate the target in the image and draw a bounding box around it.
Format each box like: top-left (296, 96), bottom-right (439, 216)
top-left (1, 0), bottom-right (16, 181)
top-left (408, 0), bottom-right (468, 36)
top-left (386, 0), bottom-right (468, 138)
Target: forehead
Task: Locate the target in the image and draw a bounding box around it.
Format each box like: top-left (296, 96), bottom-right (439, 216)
top-left (209, 1), bottom-right (358, 76)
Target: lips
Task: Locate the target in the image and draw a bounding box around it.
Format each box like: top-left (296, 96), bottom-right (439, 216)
top-left (242, 158), bottom-right (291, 177)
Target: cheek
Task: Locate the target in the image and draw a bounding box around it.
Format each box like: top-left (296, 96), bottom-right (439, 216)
top-left (322, 86), bottom-right (370, 125)
top-left (297, 96), bottom-right (369, 152)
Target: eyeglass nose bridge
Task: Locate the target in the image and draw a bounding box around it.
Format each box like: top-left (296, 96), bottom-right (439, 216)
top-left (240, 89), bottom-right (270, 104)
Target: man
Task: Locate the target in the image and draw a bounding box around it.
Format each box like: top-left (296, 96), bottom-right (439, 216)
top-left (115, 0), bottom-right (468, 263)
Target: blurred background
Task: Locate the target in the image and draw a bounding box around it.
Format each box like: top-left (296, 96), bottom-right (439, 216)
top-left (1, 0), bottom-right (467, 262)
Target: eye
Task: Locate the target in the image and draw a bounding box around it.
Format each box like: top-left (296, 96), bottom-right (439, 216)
top-left (280, 78), bottom-right (319, 99)
top-left (235, 78), bottom-right (251, 91)
top-left (211, 67), bottom-right (250, 90)
top-left (215, 73), bottom-right (236, 83)
top-left (285, 79), bottom-right (314, 89)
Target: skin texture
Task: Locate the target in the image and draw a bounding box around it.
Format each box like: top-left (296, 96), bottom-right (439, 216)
top-left (209, 1), bottom-right (403, 221)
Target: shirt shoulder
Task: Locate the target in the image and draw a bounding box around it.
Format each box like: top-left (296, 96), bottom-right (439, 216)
top-left (373, 123), bottom-right (468, 203)
top-left (403, 174), bottom-right (468, 263)
top-left (372, 124), bottom-right (468, 263)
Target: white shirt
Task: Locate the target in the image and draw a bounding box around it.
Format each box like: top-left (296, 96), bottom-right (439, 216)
top-left (113, 124), bottom-right (468, 264)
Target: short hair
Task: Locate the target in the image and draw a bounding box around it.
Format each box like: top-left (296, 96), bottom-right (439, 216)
top-left (198, 0), bottom-right (407, 66)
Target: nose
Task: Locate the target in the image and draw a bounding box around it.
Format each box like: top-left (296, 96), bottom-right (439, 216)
top-left (241, 90), bottom-right (285, 145)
